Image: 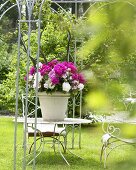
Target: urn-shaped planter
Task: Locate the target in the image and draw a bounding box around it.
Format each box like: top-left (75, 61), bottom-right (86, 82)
top-left (38, 92), bottom-right (70, 121)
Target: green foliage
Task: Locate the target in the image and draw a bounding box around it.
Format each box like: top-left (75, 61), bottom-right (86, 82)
top-left (0, 45), bottom-right (27, 112)
top-left (20, 1), bottom-right (76, 63)
top-left (0, 16), bottom-right (17, 112)
top-left (78, 0), bottom-right (136, 115)
top-left (0, 41), bottom-right (10, 83)
top-left (0, 1), bottom-right (78, 113)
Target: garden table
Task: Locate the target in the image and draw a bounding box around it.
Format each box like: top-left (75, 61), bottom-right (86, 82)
top-left (17, 117), bottom-right (91, 166)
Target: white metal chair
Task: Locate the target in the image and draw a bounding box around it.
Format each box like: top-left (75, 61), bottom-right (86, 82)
top-left (100, 122), bottom-right (136, 168)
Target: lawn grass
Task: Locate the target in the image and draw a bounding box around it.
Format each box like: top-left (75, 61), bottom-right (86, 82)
top-left (0, 117), bottom-right (136, 170)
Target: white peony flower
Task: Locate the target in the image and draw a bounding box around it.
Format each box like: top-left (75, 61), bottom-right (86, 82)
top-left (62, 82), bottom-right (71, 92)
top-left (62, 74), bottom-right (67, 79)
top-left (72, 86), bottom-right (77, 90)
top-left (66, 71), bottom-right (70, 76)
top-left (33, 81), bottom-right (36, 88)
top-left (44, 83), bottom-right (49, 89)
top-left (43, 80), bottom-right (55, 89)
top-left (49, 83), bottom-right (55, 89)
top-left (69, 76), bottom-right (72, 80)
top-left (78, 83), bottom-right (84, 91)
top-left (36, 62), bottom-right (43, 68)
top-left (28, 75), bottom-right (33, 81)
top-left (67, 68), bottom-right (71, 71)
top-left (33, 73), bottom-right (42, 89)
top-left (33, 81), bottom-right (41, 89)
top-left (73, 80), bottom-right (78, 84)
top-left (34, 72), bottom-right (43, 83)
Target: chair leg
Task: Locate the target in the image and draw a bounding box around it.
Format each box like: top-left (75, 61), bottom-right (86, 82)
top-left (104, 147), bottom-right (107, 168)
top-left (100, 144), bottom-right (105, 163)
top-left (28, 137), bottom-right (44, 154)
top-left (63, 135), bottom-right (67, 153)
top-left (100, 144), bottom-right (108, 168)
top-left (54, 136), bottom-right (66, 153)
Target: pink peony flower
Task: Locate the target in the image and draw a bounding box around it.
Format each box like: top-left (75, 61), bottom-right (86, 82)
top-left (72, 73), bottom-right (79, 81)
top-left (72, 73), bottom-right (86, 84)
top-left (54, 63), bottom-right (66, 76)
top-left (66, 62), bottom-right (77, 73)
top-left (39, 64), bottom-right (51, 76)
top-left (49, 70), bottom-right (56, 79)
top-left (78, 73), bottom-right (86, 84)
top-left (51, 76), bottom-right (60, 85)
top-left (25, 59), bottom-right (85, 94)
top-left (47, 59), bottom-right (59, 68)
top-left (24, 76), bottom-right (27, 81)
top-left (29, 66), bottom-right (36, 75)
top-left (61, 61), bottom-right (77, 73)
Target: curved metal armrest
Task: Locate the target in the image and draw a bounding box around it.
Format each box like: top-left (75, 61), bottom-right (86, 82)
top-left (101, 122), bottom-right (136, 168)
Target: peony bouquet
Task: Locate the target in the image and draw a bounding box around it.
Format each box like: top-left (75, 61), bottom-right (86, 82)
top-left (25, 59), bottom-right (85, 95)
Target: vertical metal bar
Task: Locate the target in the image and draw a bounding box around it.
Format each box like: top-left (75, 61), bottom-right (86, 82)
top-left (75, 0), bottom-right (78, 18)
top-left (67, 31), bottom-right (70, 62)
top-left (14, 1), bottom-right (22, 169)
top-left (13, 19), bottom-right (21, 170)
top-left (25, 2), bottom-right (35, 169)
top-left (71, 27), bottom-right (78, 149)
top-left (79, 91), bottom-right (82, 118)
top-left (33, 19), bottom-right (41, 170)
top-left (22, 17), bottom-right (32, 170)
top-left (79, 90), bottom-right (82, 149)
top-left (71, 8), bottom-right (78, 147)
top-left (72, 97), bottom-right (76, 118)
top-left (78, 46), bottom-right (83, 149)
top-left (74, 39), bottom-right (77, 65)
top-left (72, 97), bottom-right (75, 149)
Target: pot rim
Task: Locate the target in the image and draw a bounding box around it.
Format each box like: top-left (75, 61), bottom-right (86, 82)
top-left (38, 91), bottom-right (70, 97)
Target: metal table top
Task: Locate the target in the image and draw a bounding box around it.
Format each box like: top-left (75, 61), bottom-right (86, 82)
top-left (17, 117), bottom-right (91, 125)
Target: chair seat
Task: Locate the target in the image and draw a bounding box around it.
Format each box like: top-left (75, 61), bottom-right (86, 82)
top-left (27, 124), bottom-right (66, 137)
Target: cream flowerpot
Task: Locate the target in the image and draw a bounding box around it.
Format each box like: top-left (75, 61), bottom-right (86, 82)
top-left (38, 92), bottom-right (70, 121)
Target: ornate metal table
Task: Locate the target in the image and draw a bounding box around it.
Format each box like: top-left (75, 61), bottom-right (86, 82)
top-left (17, 117), bottom-right (91, 166)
